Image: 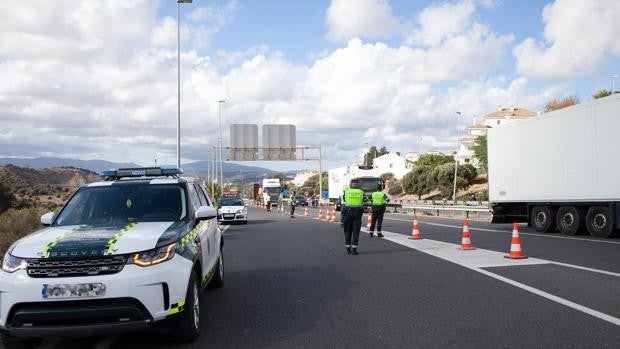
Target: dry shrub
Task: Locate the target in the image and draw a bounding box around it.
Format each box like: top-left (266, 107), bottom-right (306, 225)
top-left (544, 94), bottom-right (579, 112)
top-left (0, 208), bottom-right (43, 256)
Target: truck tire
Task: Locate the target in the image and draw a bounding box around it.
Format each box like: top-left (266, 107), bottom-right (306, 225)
top-left (530, 206), bottom-right (556, 233)
top-left (585, 206), bottom-right (617, 238)
top-left (556, 206), bottom-right (585, 236)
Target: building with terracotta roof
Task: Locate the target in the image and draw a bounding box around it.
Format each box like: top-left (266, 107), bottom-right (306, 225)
top-left (457, 106), bottom-right (538, 166)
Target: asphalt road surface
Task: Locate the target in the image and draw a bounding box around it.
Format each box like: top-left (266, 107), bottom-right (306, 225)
top-left (24, 206), bottom-right (620, 348)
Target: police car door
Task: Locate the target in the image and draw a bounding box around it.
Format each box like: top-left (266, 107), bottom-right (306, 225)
top-left (188, 184), bottom-right (212, 282)
top-left (196, 185), bottom-right (219, 265)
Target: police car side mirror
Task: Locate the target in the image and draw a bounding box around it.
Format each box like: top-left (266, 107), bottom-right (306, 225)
top-left (40, 212), bottom-right (55, 226)
top-left (196, 206), bottom-right (217, 220)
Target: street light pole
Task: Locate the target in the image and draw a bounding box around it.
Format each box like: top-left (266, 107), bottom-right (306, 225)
top-left (176, 0), bottom-right (192, 169)
top-left (218, 100), bottom-right (225, 196)
top-left (452, 112), bottom-right (461, 202)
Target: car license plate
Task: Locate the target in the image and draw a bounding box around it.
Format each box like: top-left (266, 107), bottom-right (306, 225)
top-left (42, 283), bottom-right (106, 299)
top-left (224, 214), bottom-right (234, 218)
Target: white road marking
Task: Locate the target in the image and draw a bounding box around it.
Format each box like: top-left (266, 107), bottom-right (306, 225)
top-left (549, 261), bottom-right (620, 278)
top-left (378, 230), bottom-right (620, 327)
top-left (383, 216), bottom-right (620, 245)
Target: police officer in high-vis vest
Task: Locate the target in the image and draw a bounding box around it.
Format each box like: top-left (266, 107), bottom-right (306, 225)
top-left (289, 190), bottom-right (297, 218)
top-left (342, 180), bottom-right (365, 255)
top-left (369, 183), bottom-right (389, 237)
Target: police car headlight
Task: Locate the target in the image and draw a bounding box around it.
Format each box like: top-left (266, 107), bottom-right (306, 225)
top-left (236, 208), bottom-right (245, 213)
top-left (129, 243), bottom-right (177, 267)
top-left (2, 253), bottom-right (27, 273)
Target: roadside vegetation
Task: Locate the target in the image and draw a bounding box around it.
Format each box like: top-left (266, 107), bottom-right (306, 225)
top-left (0, 165), bottom-right (100, 256)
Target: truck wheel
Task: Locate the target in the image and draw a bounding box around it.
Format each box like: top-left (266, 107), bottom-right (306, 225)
top-left (172, 271), bottom-right (200, 342)
top-left (585, 206), bottom-right (617, 238)
top-left (556, 206), bottom-right (585, 236)
top-left (530, 206), bottom-right (556, 233)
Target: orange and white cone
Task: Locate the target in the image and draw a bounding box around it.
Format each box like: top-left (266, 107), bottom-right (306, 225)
top-left (366, 212), bottom-right (373, 230)
top-left (324, 208), bottom-right (331, 221)
top-left (304, 207), bottom-right (309, 217)
top-left (408, 214), bottom-right (423, 240)
top-left (458, 218), bottom-right (475, 250)
top-left (505, 223), bottom-right (528, 259)
top-left (330, 207), bottom-right (337, 222)
top-left (317, 208), bottom-right (323, 220)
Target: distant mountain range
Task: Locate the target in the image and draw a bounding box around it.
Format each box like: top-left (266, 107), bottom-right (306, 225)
top-left (0, 157), bottom-right (275, 175)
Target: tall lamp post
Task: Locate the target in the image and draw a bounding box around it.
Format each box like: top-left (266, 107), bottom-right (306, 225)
top-left (218, 100), bottom-right (225, 196)
top-left (452, 112), bottom-right (461, 202)
top-left (176, 0), bottom-right (192, 169)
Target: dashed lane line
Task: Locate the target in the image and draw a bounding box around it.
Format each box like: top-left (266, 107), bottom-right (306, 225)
top-left (378, 230), bottom-right (620, 327)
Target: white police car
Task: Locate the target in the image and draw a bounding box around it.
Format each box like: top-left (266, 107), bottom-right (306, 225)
top-left (0, 167), bottom-right (223, 347)
top-left (217, 196), bottom-right (248, 224)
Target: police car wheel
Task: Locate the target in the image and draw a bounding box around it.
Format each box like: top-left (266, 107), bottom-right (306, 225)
top-left (208, 250), bottom-right (224, 289)
top-left (172, 271), bottom-right (200, 342)
top-left (0, 333), bottom-right (42, 349)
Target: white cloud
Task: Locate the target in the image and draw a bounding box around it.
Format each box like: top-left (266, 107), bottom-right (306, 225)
top-left (407, 0), bottom-right (476, 47)
top-left (325, 0), bottom-right (401, 41)
top-left (514, 0), bottom-right (620, 79)
top-left (0, 0), bottom-right (574, 170)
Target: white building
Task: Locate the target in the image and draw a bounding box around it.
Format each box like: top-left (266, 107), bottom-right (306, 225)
top-left (291, 171), bottom-right (317, 187)
top-left (372, 153), bottom-right (412, 180)
top-left (457, 106), bottom-right (538, 165)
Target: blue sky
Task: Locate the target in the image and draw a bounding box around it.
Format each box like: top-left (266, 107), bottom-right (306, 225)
top-left (1, 0), bottom-right (619, 171)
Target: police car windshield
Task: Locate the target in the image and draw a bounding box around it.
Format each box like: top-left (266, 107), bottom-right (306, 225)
top-left (219, 198), bottom-right (244, 206)
top-left (54, 184), bottom-right (187, 226)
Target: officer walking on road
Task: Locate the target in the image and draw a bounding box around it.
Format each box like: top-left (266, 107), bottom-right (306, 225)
top-left (290, 190), bottom-right (297, 218)
top-left (369, 183), bottom-right (389, 238)
top-left (342, 180), bottom-right (365, 255)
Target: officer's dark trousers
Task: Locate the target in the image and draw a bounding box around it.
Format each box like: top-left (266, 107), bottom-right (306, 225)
top-left (369, 205), bottom-right (386, 232)
top-left (343, 207), bottom-right (363, 247)
top-left (290, 202), bottom-right (295, 216)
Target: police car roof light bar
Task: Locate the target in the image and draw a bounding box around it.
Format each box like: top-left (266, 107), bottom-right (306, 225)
top-left (100, 167), bottom-right (183, 180)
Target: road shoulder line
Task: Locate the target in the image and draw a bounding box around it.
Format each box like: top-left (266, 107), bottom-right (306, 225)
top-left (377, 230), bottom-right (620, 327)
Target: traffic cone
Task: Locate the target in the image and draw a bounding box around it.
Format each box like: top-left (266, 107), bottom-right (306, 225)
top-left (304, 207), bottom-right (309, 217)
top-left (458, 218), bottom-right (476, 250)
top-left (505, 223), bottom-right (528, 259)
top-left (324, 208), bottom-right (331, 221)
top-left (366, 211), bottom-right (373, 230)
top-left (330, 207), bottom-right (337, 222)
top-left (408, 214), bottom-right (423, 240)
top-left (317, 208), bottom-right (323, 220)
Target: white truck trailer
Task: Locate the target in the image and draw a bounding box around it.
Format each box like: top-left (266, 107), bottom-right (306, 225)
top-left (329, 165), bottom-right (382, 210)
top-left (262, 178), bottom-right (282, 207)
top-left (488, 93), bottom-right (620, 238)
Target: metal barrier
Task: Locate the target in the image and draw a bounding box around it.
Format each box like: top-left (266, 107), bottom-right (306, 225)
top-left (397, 204), bottom-right (492, 220)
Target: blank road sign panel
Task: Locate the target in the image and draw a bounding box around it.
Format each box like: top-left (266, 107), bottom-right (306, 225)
top-left (263, 124), bottom-right (296, 160)
top-left (230, 124), bottom-right (258, 161)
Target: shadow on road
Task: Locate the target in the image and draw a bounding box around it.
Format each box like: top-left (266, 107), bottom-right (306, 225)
top-left (115, 266), bottom-right (352, 348)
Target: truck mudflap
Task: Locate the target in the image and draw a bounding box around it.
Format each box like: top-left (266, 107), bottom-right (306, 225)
top-left (491, 203), bottom-right (528, 223)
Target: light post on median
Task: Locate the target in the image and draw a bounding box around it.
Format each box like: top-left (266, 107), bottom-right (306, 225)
top-left (176, 0), bottom-right (192, 169)
top-left (218, 100), bottom-right (225, 196)
top-left (452, 112), bottom-right (461, 202)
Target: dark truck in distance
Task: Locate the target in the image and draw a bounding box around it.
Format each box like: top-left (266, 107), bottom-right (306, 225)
top-left (336, 176), bottom-right (383, 211)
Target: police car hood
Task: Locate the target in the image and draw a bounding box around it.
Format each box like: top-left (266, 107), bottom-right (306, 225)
top-left (10, 222), bottom-right (185, 259)
top-left (219, 205), bottom-right (245, 214)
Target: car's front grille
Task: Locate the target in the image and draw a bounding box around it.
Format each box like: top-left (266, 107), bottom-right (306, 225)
top-left (27, 256), bottom-right (127, 278)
